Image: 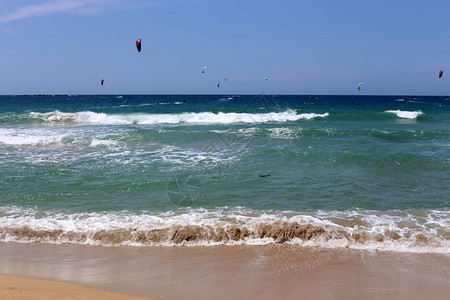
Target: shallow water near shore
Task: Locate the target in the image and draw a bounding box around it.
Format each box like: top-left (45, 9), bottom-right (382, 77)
top-left (0, 95), bottom-right (449, 252)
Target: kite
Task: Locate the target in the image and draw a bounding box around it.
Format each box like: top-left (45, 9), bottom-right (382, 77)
top-left (136, 39), bottom-right (142, 52)
top-left (357, 83), bottom-right (363, 91)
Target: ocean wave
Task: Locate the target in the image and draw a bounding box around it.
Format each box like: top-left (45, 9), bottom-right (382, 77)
top-left (0, 131), bottom-right (68, 146)
top-left (0, 206), bottom-right (448, 253)
top-left (18, 110), bottom-right (328, 125)
top-left (385, 110), bottom-right (424, 119)
top-left (0, 128), bottom-right (124, 148)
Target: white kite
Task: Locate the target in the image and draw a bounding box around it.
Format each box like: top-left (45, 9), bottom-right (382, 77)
top-left (357, 82), bottom-right (363, 91)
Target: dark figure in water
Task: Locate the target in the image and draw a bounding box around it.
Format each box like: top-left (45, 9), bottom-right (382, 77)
top-left (259, 174), bottom-right (270, 177)
top-left (183, 99), bottom-right (187, 104)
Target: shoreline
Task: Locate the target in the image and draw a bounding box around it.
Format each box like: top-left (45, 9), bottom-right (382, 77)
top-left (0, 242), bottom-right (449, 299)
top-left (1, 208), bottom-right (447, 253)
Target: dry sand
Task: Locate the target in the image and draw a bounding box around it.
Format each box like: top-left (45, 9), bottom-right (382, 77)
top-left (0, 242), bottom-right (449, 299)
top-left (0, 274), bottom-right (155, 300)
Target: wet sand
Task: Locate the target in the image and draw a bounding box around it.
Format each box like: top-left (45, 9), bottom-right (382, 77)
top-left (0, 242), bottom-right (449, 299)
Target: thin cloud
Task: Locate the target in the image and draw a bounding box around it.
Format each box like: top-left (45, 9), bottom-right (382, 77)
top-left (0, 0), bottom-right (115, 23)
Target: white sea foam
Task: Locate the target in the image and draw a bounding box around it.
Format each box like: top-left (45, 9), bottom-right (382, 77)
top-left (0, 132), bottom-right (66, 146)
top-left (210, 128), bottom-right (258, 135)
top-left (28, 110), bottom-right (329, 125)
top-left (385, 110), bottom-right (423, 119)
top-left (159, 145), bottom-right (237, 169)
top-left (0, 206), bottom-right (448, 253)
top-left (90, 139), bottom-right (119, 147)
top-left (0, 128), bottom-right (86, 147)
top-left (267, 128), bottom-right (299, 139)
top-left (212, 127), bottom-right (302, 139)
top-left (0, 128), bottom-right (124, 148)
top-left (0, 126), bottom-right (234, 168)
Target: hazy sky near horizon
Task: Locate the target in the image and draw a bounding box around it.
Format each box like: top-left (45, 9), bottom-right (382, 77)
top-left (1, 0), bottom-right (450, 95)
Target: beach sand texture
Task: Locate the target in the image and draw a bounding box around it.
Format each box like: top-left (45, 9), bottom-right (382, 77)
top-left (0, 274), bottom-right (155, 300)
top-left (1, 242), bottom-right (449, 299)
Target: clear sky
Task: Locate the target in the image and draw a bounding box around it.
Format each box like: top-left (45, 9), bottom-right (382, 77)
top-left (1, 0), bottom-right (450, 95)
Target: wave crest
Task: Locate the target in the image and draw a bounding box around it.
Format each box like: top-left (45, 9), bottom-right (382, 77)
top-left (26, 110), bottom-right (328, 125)
top-left (0, 207), bottom-right (448, 252)
top-left (385, 110), bottom-right (423, 119)
top-left (1, 221), bottom-right (448, 252)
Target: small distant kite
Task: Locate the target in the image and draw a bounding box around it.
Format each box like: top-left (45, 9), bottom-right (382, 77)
top-left (201, 66), bottom-right (207, 74)
top-left (357, 83), bottom-right (363, 91)
top-left (101, 79), bottom-right (104, 86)
top-left (224, 77), bottom-right (228, 81)
top-left (265, 77), bottom-right (268, 81)
top-left (217, 83), bottom-right (220, 87)
top-left (136, 39), bottom-right (142, 52)
top-left (439, 70), bottom-right (443, 78)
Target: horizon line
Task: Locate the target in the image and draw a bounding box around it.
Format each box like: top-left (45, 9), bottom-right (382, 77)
top-left (0, 93), bottom-right (450, 97)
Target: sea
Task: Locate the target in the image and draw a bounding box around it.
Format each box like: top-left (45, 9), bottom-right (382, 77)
top-left (0, 94), bottom-right (448, 253)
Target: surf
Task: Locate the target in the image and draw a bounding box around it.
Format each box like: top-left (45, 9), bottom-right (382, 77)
top-left (15, 110), bottom-right (330, 125)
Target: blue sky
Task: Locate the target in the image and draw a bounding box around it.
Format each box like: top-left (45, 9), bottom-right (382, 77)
top-left (1, 0), bottom-right (450, 95)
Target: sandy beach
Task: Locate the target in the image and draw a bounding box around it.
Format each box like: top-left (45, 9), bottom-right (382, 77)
top-left (0, 242), bottom-right (449, 299)
top-left (0, 274), bottom-right (154, 300)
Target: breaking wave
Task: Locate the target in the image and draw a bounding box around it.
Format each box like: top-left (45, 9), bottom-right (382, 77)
top-left (385, 110), bottom-right (424, 119)
top-left (0, 207), bottom-right (448, 253)
top-left (15, 110), bottom-right (329, 125)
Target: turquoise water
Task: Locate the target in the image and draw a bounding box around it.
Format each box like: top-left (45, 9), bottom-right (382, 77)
top-left (0, 94), bottom-right (448, 251)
